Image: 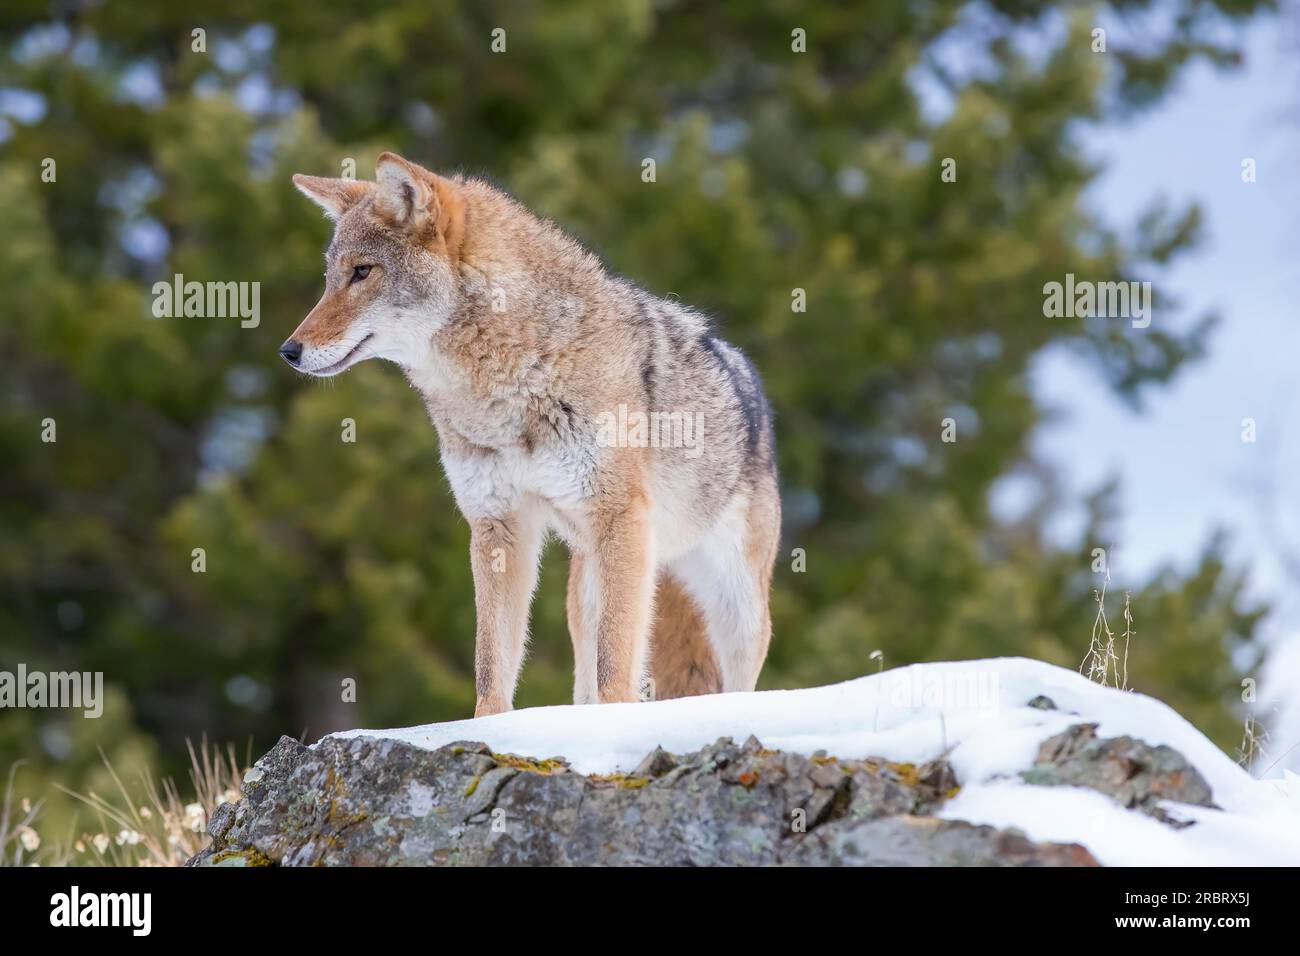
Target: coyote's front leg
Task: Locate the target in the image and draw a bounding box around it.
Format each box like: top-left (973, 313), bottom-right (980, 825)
top-left (587, 491), bottom-right (656, 704)
top-left (469, 510), bottom-right (544, 716)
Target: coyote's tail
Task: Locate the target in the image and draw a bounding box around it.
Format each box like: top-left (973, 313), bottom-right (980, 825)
top-left (649, 572), bottom-right (721, 699)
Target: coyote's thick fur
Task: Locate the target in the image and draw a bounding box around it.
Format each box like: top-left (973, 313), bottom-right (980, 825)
top-left (285, 153), bottom-right (780, 715)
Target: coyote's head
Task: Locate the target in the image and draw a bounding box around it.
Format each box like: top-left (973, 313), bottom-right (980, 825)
top-left (282, 152), bottom-right (465, 376)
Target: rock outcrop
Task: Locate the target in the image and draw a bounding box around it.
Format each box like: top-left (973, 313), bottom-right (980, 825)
top-left (1023, 722), bottom-right (1216, 825)
top-left (190, 694), bottom-right (1226, 867)
top-left (189, 724), bottom-right (1191, 866)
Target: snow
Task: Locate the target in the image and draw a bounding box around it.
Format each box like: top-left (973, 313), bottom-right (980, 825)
top-left (325, 656), bottom-right (1300, 865)
top-left (1261, 636), bottom-right (1300, 775)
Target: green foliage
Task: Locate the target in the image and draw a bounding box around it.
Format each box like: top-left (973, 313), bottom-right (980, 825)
top-left (0, 0), bottom-right (1271, 834)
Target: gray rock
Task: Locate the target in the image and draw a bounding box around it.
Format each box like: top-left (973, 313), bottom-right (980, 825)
top-left (1022, 723), bottom-right (1216, 825)
top-left (787, 815), bottom-right (1099, 866)
top-left (632, 746), bottom-right (677, 779)
top-left (189, 732), bottom-right (1114, 866)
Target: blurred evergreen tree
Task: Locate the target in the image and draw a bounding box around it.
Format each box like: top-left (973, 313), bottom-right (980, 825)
top-left (0, 0), bottom-right (1272, 830)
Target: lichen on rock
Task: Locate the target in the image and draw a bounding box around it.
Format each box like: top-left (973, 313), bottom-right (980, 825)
top-left (1023, 723), bottom-right (1216, 826)
top-left (188, 727), bottom-right (1213, 866)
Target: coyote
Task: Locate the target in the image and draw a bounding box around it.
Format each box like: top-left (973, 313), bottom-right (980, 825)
top-left (284, 153), bottom-right (780, 715)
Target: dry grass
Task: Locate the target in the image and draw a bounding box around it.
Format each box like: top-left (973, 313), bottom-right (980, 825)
top-left (1237, 716), bottom-right (1268, 773)
top-left (2, 737), bottom-right (250, 867)
top-left (1, 761), bottom-right (47, 866)
top-left (1079, 568), bottom-right (1133, 691)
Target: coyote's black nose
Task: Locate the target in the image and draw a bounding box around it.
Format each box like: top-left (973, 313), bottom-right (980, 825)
top-left (279, 340), bottom-right (303, 366)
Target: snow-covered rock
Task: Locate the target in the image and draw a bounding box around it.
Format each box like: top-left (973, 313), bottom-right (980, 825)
top-left (192, 657), bottom-right (1300, 866)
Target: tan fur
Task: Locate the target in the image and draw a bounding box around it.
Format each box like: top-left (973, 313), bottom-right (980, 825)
top-left (287, 153), bottom-right (781, 715)
top-left (648, 574), bottom-right (721, 698)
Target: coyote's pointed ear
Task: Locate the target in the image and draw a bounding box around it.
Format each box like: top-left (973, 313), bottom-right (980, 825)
top-left (374, 152), bottom-right (438, 228)
top-left (374, 152), bottom-right (465, 262)
top-left (292, 174), bottom-right (371, 221)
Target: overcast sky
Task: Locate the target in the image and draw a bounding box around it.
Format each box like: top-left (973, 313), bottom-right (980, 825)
top-left (1012, 11), bottom-right (1300, 647)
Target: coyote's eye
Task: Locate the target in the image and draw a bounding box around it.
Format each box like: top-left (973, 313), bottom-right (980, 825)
top-left (350, 264), bottom-right (373, 284)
